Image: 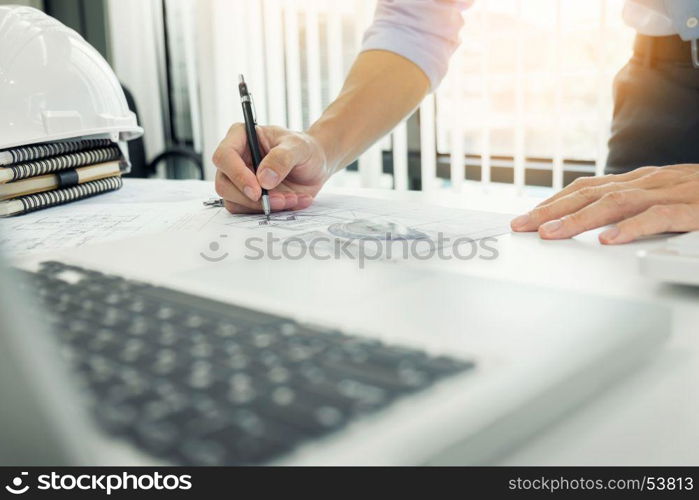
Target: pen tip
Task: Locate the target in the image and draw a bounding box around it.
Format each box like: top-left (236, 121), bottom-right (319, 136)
top-left (238, 74), bottom-right (245, 84)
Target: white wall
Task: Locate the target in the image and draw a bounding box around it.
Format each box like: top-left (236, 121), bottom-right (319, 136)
top-left (106, 0), bottom-right (166, 172)
top-left (195, 0), bottom-right (247, 180)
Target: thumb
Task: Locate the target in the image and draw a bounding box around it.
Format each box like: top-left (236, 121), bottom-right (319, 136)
top-left (257, 137), bottom-right (310, 189)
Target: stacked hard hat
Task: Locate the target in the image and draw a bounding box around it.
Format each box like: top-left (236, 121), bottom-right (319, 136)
top-left (0, 6), bottom-right (143, 217)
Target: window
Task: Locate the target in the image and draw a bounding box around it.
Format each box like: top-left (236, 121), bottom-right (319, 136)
top-left (436, 0), bottom-right (635, 192)
top-left (142, 0), bottom-right (637, 191)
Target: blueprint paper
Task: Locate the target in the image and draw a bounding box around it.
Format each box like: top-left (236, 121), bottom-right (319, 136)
top-left (0, 180), bottom-right (513, 256)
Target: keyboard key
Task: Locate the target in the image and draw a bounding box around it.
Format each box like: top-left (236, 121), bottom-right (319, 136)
top-left (135, 421), bottom-right (179, 456)
top-left (324, 359), bottom-right (431, 391)
top-left (95, 403), bottom-right (138, 433)
top-left (203, 425), bottom-right (291, 465)
top-left (258, 387), bottom-right (348, 435)
top-left (178, 439), bottom-right (227, 466)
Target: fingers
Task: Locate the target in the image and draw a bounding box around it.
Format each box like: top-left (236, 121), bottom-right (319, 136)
top-left (223, 194), bottom-right (315, 214)
top-left (599, 203), bottom-right (699, 244)
top-left (512, 182), bottom-right (633, 232)
top-left (213, 123), bottom-right (261, 202)
top-left (626, 166), bottom-right (698, 190)
top-left (215, 171), bottom-right (263, 210)
top-left (535, 167), bottom-right (657, 208)
top-left (292, 195), bottom-right (315, 211)
top-left (213, 123), bottom-right (321, 214)
top-left (216, 172), bottom-right (316, 214)
top-left (256, 132), bottom-right (313, 190)
top-left (509, 164), bottom-right (699, 243)
top-left (223, 200), bottom-right (259, 214)
top-left (223, 198), bottom-right (312, 214)
top-left (537, 188), bottom-right (658, 240)
top-left (512, 168), bottom-right (697, 234)
top-left (215, 171), bottom-right (283, 211)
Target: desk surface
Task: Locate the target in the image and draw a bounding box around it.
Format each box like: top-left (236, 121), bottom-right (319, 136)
top-left (12, 179), bottom-right (699, 465)
top-left (337, 184), bottom-right (699, 466)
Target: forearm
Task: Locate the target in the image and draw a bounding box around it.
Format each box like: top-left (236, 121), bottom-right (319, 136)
top-left (306, 50), bottom-right (429, 174)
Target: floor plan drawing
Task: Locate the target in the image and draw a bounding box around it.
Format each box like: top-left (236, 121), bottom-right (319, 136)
top-left (0, 191), bottom-right (514, 256)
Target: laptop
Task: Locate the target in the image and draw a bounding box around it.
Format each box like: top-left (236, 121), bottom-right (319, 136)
top-left (639, 231), bottom-right (699, 286)
top-left (0, 231), bottom-right (671, 466)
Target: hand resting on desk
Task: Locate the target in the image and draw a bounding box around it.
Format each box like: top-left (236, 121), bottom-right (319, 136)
top-left (511, 164), bottom-right (699, 244)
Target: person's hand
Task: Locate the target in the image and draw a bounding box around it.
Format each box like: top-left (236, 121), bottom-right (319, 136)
top-left (510, 164), bottom-right (699, 244)
top-left (213, 124), bottom-right (330, 214)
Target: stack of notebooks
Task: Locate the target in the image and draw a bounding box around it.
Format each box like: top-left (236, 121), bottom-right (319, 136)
top-left (0, 139), bottom-right (127, 217)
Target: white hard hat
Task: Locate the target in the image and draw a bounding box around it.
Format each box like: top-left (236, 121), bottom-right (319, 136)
top-left (0, 6), bottom-right (143, 150)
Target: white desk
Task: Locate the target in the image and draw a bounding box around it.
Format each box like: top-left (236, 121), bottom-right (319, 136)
top-left (336, 185), bottom-right (699, 466)
top-left (8, 179), bottom-right (699, 465)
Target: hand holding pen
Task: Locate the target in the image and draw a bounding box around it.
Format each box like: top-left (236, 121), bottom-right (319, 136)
top-left (211, 75), bottom-right (329, 216)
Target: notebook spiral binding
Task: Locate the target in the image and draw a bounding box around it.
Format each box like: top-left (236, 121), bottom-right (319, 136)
top-left (17, 176), bottom-right (123, 215)
top-left (2, 139), bottom-right (113, 165)
top-left (8, 146), bottom-right (122, 182)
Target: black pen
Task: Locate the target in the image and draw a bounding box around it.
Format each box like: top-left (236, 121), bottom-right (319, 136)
top-left (238, 74), bottom-right (271, 219)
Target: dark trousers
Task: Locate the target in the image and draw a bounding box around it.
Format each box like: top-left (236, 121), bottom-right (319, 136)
top-left (606, 38), bottom-right (699, 174)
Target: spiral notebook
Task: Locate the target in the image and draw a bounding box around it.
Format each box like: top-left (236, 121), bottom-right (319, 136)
top-left (0, 145), bottom-right (122, 184)
top-left (0, 176), bottom-right (124, 217)
top-left (0, 138), bottom-right (114, 167)
top-left (0, 138), bottom-right (127, 216)
top-left (0, 160), bottom-right (125, 201)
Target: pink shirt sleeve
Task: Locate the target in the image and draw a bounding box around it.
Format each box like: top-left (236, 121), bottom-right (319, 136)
top-left (361, 0), bottom-right (473, 91)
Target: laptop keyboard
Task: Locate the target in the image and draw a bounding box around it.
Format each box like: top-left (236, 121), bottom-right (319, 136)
top-left (18, 261), bottom-right (474, 465)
